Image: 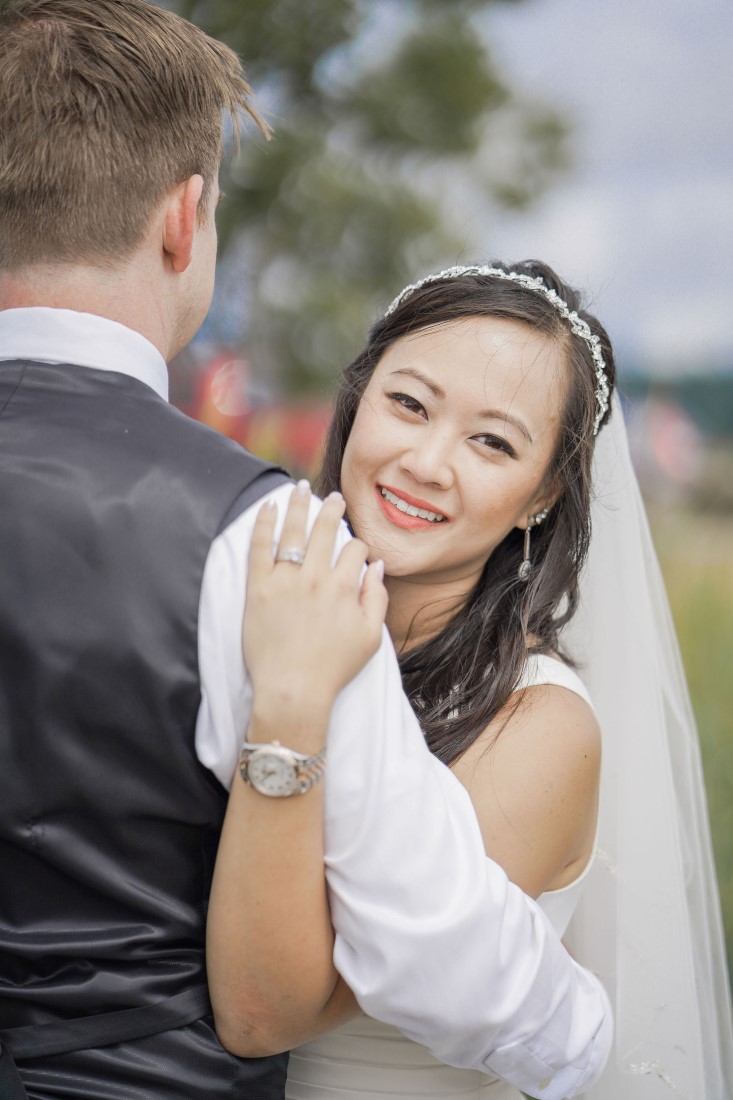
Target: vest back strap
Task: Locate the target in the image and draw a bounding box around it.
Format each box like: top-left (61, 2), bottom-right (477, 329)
top-left (0, 984), bottom-right (212, 1098)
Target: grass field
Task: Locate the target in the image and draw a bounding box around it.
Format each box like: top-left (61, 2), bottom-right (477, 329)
top-left (650, 504), bottom-right (733, 991)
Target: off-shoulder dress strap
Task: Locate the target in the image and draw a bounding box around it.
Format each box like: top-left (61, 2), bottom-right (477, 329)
top-left (514, 653), bottom-right (595, 712)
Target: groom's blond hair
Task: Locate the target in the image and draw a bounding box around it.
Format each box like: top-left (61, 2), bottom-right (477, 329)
top-left (0, 0), bottom-right (268, 271)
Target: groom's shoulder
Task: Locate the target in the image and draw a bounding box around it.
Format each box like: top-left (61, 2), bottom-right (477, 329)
top-left (56, 368), bottom-right (292, 525)
top-left (147, 395), bottom-right (291, 526)
top-left (164, 396), bottom-right (260, 465)
top-left (111, 377), bottom-right (271, 480)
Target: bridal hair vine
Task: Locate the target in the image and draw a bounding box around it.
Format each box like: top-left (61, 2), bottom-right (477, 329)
top-left (385, 265), bottom-right (610, 435)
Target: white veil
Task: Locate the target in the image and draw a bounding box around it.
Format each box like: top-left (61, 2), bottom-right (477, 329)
top-left (561, 392), bottom-right (733, 1098)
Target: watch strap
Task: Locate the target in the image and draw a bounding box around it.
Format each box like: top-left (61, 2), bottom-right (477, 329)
top-left (291, 746), bottom-right (327, 793)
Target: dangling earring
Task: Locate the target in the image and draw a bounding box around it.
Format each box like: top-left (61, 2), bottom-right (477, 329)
top-left (517, 508), bottom-right (549, 581)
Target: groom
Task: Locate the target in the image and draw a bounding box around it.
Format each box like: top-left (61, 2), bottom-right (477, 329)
top-left (0, 2), bottom-right (611, 1099)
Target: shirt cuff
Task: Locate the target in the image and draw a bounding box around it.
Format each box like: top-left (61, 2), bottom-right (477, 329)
top-left (484, 997), bottom-right (613, 1099)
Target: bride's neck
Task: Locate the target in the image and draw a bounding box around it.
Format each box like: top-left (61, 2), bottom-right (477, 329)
top-left (384, 575), bottom-right (471, 655)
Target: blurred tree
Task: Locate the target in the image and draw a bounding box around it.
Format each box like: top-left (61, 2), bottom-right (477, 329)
top-left (168, 0), bottom-right (571, 393)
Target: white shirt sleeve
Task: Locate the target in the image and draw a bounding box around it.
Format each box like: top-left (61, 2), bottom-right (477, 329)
top-left (196, 486), bottom-right (612, 1100)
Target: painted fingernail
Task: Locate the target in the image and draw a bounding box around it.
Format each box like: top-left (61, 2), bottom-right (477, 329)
top-left (374, 559), bottom-right (384, 579)
top-left (260, 499), bottom-right (277, 514)
top-left (326, 491), bottom-right (344, 501)
top-left (295, 478), bottom-right (311, 497)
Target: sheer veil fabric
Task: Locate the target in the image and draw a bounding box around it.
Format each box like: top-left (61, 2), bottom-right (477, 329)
top-left (561, 394), bottom-right (733, 1098)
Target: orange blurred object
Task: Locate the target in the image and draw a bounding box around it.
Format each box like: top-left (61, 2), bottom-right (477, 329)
top-left (185, 352), bottom-right (332, 480)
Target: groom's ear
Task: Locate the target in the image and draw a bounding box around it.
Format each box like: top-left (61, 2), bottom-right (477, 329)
top-left (162, 175), bottom-right (205, 274)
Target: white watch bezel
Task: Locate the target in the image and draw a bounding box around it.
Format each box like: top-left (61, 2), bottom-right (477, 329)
top-left (239, 741), bottom-right (326, 798)
top-left (246, 744), bottom-right (300, 797)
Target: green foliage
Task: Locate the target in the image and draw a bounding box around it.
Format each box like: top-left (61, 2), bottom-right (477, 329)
top-left (349, 16), bottom-right (507, 154)
top-left (652, 507), bottom-right (733, 994)
top-left (168, 0), bottom-right (570, 392)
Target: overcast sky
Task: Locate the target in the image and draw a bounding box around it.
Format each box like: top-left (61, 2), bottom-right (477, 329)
top-left (470, 0), bottom-right (733, 376)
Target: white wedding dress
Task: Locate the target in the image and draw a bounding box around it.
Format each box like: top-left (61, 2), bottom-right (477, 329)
top-left (286, 654), bottom-right (595, 1100)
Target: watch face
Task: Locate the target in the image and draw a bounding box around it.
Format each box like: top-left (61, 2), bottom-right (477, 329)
top-left (248, 749), bottom-right (299, 797)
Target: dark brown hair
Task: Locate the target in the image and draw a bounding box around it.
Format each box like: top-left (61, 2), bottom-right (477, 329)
top-left (0, 0), bottom-right (268, 271)
top-left (319, 260), bottom-right (616, 766)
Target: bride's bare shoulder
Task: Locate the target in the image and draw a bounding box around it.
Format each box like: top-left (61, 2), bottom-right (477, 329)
top-left (451, 680), bottom-right (600, 898)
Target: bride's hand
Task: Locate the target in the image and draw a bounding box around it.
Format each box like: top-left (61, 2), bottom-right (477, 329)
top-left (242, 480), bottom-right (387, 734)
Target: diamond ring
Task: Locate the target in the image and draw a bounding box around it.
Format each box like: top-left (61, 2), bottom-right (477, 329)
top-left (276, 547), bottom-right (306, 566)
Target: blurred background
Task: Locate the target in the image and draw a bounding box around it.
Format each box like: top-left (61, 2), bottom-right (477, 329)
top-left (163, 0), bottom-right (733, 987)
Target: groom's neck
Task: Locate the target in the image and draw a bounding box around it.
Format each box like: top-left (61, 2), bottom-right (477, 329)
top-left (0, 256), bottom-right (176, 362)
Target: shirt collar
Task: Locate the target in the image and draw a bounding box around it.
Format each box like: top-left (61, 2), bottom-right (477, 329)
top-left (0, 307), bottom-right (169, 402)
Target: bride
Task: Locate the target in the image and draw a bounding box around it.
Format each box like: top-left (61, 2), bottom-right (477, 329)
top-left (213, 262), bottom-right (733, 1098)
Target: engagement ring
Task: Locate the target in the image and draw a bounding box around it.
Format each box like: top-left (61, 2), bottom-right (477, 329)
top-left (276, 547), bottom-right (306, 566)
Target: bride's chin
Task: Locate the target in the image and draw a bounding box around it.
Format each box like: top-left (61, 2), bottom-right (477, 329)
top-left (371, 549), bottom-right (414, 579)
top-left (348, 516), bottom-right (417, 578)
top-left (354, 535), bottom-right (403, 576)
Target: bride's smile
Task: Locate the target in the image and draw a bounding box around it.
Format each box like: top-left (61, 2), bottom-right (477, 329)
top-left (376, 484), bottom-right (449, 526)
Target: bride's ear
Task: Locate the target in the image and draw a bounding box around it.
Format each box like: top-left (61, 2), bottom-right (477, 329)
top-left (516, 485), bottom-right (562, 530)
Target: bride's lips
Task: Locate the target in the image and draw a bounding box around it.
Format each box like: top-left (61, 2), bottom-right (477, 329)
top-left (375, 484), bottom-right (451, 530)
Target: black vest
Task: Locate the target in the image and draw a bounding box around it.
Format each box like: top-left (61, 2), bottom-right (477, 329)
top-left (0, 360), bottom-right (290, 1098)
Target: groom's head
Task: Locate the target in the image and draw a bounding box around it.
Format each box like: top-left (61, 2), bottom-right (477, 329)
top-left (0, 0), bottom-right (265, 275)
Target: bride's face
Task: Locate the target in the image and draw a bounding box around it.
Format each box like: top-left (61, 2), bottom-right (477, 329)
top-left (340, 315), bottom-right (566, 589)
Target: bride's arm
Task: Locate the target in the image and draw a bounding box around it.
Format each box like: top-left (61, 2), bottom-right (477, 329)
top-left (206, 484), bottom-right (383, 1056)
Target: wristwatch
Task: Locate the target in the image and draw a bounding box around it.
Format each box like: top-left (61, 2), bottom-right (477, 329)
top-left (238, 741), bottom-right (327, 797)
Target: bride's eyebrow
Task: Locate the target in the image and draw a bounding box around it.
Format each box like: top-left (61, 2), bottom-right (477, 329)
top-left (476, 410), bottom-right (533, 445)
top-left (388, 367), bottom-right (533, 444)
top-left (388, 367), bottom-right (444, 398)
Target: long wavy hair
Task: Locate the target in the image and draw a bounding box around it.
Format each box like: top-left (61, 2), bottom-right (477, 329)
top-left (318, 260), bottom-right (617, 766)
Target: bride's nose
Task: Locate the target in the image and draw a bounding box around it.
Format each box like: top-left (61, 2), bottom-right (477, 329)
top-left (398, 430), bottom-right (454, 490)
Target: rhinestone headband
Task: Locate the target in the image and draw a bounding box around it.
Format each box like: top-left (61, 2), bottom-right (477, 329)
top-left (385, 264), bottom-right (610, 435)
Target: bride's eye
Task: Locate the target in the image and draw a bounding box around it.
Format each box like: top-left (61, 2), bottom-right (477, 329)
top-left (387, 392), bottom-right (427, 418)
top-left (474, 434), bottom-right (516, 458)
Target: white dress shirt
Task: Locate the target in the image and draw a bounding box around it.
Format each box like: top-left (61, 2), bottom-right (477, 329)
top-left (0, 308), bottom-right (612, 1100)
